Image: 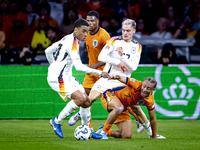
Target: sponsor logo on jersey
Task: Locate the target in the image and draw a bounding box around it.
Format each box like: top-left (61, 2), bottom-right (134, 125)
top-left (130, 78), bottom-right (135, 82)
top-left (124, 93), bottom-right (131, 97)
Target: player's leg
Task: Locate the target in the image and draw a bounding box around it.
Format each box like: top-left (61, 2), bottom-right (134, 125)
top-left (68, 74), bottom-right (97, 127)
top-left (50, 90), bottom-right (87, 137)
top-left (68, 90), bottom-right (101, 129)
top-left (100, 96), bottom-right (124, 139)
top-left (68, 92), bottom-right (92, 127)
top-left (127, 107), bottom-right (144, 133)
top-left (96, 111), bottom-right (132, 138)
top-left (83, 88), bottom-right (93, 129)
top-left (84, 88), bottom-right (91, 96)
top-left (89, 89), bottom-right (101, 102)
top-left (116, 119), bottom-right (132, 138)
top-left (49, 77), bottom-right (88, 138)
top-left (130, 105), bottom-right (152, 137)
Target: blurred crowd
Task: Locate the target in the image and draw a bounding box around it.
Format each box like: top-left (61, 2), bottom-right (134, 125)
top-left (0, 0), bottom-right (200, 65)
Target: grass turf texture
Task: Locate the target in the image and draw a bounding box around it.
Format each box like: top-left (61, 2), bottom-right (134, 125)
top-left (0, 120), bottom-right (199, 150)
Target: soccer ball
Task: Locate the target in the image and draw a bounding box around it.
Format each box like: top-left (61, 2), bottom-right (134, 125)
top-left (74, 125), bottom-right (92, 140)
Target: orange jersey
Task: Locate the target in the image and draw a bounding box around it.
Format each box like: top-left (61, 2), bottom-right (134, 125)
top-left (85, 27), bottom-right (110, 71)
top-left (102, 77), bottom-right (155, 110)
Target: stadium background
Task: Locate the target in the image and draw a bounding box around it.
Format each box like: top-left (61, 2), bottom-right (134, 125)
top-left (1, 65), bottom-right (199, 120)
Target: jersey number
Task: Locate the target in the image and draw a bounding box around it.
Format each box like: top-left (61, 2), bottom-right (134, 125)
top-left (123, 53), bottom-right (130, 59)
top-left (54, 43), bottom-right (63, 61)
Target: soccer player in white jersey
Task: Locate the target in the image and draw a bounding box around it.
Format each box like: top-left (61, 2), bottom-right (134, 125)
top-left (45, 18), bottom-right (109, 139)
top-left (70, 19), bottom-right (153, 139)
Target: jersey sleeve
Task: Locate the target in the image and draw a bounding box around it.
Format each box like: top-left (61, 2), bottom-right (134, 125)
top-left (45, 41), bottom-right (59, 64)
top-left (120, 43), bottom-right (142, 72)
top-left (73, 59), bottom-right (101, 76)
top-left (125, 77), bottom-right (142, 89)
top-left (101, 31), bottom-right (111, 46)
top-left (144, 95), bottom-right (155, 110)
top-left (70, 39), bottom-right (102, 76)
top-left (98, 37), bottom-right (121, 66)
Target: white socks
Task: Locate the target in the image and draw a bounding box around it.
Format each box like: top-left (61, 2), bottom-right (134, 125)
top-left (55, 100), bottom-right (79, 124)
top-left (80, 107), bottom-right (91, 126)
top-left (142, 121), bottom-right (152, 137)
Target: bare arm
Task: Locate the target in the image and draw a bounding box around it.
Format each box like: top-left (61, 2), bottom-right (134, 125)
top-left (148, 109), bottom-right (157, 139)
top-left (88, 62), bottom-right (105, 69)
top-left (111, 74), bottom-right (127, 84)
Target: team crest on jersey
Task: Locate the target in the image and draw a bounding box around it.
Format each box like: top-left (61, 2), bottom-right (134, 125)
top-left (93, 40), bottom-right (98, 48)
top-left (131, 47), bottom-right (136, 54)
top-left (130, 78), bottom-right (135, 82)
top-left (137, 100), bottom-right (145, 105)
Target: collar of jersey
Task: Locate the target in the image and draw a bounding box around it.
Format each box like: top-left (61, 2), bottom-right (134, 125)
top-left (89, 26), bottom-right (100, 35)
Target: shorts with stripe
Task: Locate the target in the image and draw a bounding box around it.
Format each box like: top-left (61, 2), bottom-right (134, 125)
top-left (48, 76), bottom-right (85, 101)
top-left (82, 74), bottom-right (100, 89)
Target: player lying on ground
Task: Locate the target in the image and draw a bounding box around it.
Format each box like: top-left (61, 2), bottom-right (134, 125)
top-left (97, 75), bottom-right (166, 139)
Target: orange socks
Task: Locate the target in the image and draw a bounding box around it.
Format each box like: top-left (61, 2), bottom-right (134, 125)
top-left (102, 122), bottom-right (112, 133)
top-left (107, 129), bottom-right (113, 136)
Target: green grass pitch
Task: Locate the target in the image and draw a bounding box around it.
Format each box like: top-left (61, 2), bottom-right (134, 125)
top-left (0, 120), bottom-right (199, 150)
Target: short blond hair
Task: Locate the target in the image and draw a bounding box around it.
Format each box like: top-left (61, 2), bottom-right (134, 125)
top-left (122, 19), bottom-right (136, 29)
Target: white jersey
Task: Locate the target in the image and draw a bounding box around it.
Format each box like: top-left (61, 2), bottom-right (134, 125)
top-left (92, 36), bottom-right (142, 93)
top-left (99, 36), bottom-right (141, 77)
top-left (46, 33), bottom-right (102, 82)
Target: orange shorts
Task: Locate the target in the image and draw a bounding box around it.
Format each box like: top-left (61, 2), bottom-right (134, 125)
top-left (101, 92), bottom-right (131, 124)
top-left (82, 74), bottom-right (100, 89)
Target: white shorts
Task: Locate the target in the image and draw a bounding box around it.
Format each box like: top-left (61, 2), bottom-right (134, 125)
top-left (48, 76), bottom-right (85, 101)
top-left (91, 78), bottom-right (125, 93)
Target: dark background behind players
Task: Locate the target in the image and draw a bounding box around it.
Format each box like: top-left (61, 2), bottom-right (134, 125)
top-left (0, 0), bottom-right (200, 65)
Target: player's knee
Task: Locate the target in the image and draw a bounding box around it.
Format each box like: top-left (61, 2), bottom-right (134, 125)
top-left (81, 96), bottom-right (92, 108)
top-left (121, 132), bottom-right (132, 139)
top-left (115, 106), bottom-right (124, 115)
top-left (78, 95), bottom-right (87, 104)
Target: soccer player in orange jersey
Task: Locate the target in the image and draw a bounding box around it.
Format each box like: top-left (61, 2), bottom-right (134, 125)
top-left (83, 11), bottom-right (111, 95)
top-left (99, 75), bottom-right (166, 139)
top-left (68, 11), bottom-right (110, 128)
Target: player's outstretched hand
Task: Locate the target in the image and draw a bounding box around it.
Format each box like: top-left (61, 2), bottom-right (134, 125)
top-left (101, 72), bottom-right (110, 79)
top-left (117, 61), bottom-right (129, 73)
